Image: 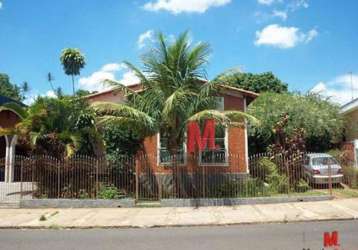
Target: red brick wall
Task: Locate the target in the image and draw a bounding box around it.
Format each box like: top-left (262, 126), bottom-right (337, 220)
top-left (138, 93), bottom-right (248, 174)
top-left (87, 91), bottom-right (126, 104)
top-left (0, 110), bottom-right (20, 129)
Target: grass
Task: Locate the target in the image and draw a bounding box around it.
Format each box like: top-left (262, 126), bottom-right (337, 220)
top-left (270, 190), bottom-right (327, 197)
top-left (315, 186), bottom-right (358, 198)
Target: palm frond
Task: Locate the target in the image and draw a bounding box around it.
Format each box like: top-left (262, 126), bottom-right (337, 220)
top-left (187, 110), bottom-right (260, 127)
top-left (104, 79), bottom-right (144, 105)
top-left (0, 128), bottom-right (16, 136)
top-left (123, 61), bottom-right (150, 86)
top-left (224, 111), bottom-right (260, 127)
top-left (29, 132), bottom-right (40, 146)
top-left (162, 88), bottom-right (197, 124)
top-left (187, 110), bottom-right (231, 125)
top-left (92, 102), bottom-right (156, 133)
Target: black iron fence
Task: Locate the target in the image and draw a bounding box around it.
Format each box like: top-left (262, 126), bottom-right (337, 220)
top-left (0, 152), bottom-right (346, 202)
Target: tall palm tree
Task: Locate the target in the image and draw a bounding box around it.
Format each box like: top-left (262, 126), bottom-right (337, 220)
top-left (93, 31), bottom-right (258, 155)
top-left (60, 48), bottom-right (86, 95)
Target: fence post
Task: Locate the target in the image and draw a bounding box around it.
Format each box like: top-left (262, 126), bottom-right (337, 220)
top-left (31, 157), bottom-right (35, 199)
top-left (95, 159), bottom-right (99, 199)
top-left (202, 165), bottom-right (206, 198)
top-left (328, 162), bottom-right (333, 196)
top-left (135, 156), bottom-right (139, 202)
top-left (20, 157), bottom-right (23, 200)
top-left (158, 175), bottom-right (162, 200)
top-left (57, 159), bottom-right (60, 199)
top-left (286, 155), bottom-right (290, 195)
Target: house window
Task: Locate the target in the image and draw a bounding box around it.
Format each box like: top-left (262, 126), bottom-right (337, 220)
top-left (216, 96), bottom-right (224, 111)
top-left (199, 125), bottom-right (228, 166)
top-left (158, 132), bottom-right (186, 166)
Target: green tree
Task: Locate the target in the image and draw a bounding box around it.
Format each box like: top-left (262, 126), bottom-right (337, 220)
top-left (3, 96), bottom-right (103, 158)
top-left (93, 31), bottom-right (258, 155)
top-left (75, 89), bottom-right (91, 97)
top-left (248, 92), bottom-right (344, 153)
top-left (60, 48), bottom-right (86, 95)
top-left (0, 73), bottom-right (25, 101)
top-left (213, 70), bottom-right (288, 93)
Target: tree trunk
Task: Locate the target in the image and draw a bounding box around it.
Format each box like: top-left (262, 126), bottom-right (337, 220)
top-left (71, 75), bottom-right (75, 95)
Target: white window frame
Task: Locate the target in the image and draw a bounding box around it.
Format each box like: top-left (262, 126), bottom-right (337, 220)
top-left (199, 127), bottom-right (229, 166)
top-left (157, 133), bottom-right (187, 166)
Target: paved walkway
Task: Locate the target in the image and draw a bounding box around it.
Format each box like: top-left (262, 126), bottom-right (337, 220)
top-left (0, 198), bottom-right (358, 229)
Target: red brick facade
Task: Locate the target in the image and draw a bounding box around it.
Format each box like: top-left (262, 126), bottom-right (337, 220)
top-left (0, 110), bottom-right (21, 129)
top-left (86, 84), bottom-right (258, 174)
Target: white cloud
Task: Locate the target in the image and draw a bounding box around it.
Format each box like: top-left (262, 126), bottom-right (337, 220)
top-left (101, 63), bottom-right (122, 72)
top-left (143, 0), bottom-right (231, 14)
top-left (258, 0), bottom-right (275, 5)
top-left (254, 24), bottom-right (318, 49)
top-left (305, 29), bottom-right (318, 43)
top-left (45, 90), bottom-right (57, 98)
top-left (23, 90), bottom-right (58, 105)
top-left (79, 63), bottom-right (123, 92)
top-left (272, 10), bottom-right (287, 20)
top-left (138, 30), bottom-right (154, 49)
top-left (79, 63), bottom-right (141, 92)
top-left (289, 0), bottom-right (309, 10)
top-left (119, 70), bottom-right (140, 86)
top-left (0, 2), bottom-right (2, 9)
top-left (310, 74), bottom-right (358, 105)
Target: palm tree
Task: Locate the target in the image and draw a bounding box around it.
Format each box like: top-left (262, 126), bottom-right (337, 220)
top-left (0, 98), bottom-right (101, 159)
top-left (93, 31), bottom-right (258, 156)
top-left (60, 48), bottom-right (86, 95)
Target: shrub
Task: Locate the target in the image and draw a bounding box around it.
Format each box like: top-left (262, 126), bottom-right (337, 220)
top-left (327, 149), bottom-right (352, 167)
top-left (79, 189), bottom-right (90, 199)
top-left (342, 166), bottom-right (358, 189)
top-left (295, 179), bottom-right (310, 193)
top-left (267, 171), bottom-right (289, 194)
top-left (98, 185), bottom-right (123, 199)
top-left (212, 177), bottom-right (267, 198)
top-left (255, 157), bottom-right (278, 182)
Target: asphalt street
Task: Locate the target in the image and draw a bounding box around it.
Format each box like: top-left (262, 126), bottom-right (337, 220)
top-left (0, 220), bottom-right (357, 250)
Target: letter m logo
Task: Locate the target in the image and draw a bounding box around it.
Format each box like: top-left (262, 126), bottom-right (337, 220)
top-left (187, 119), bottom-right (216, 153)
top-left (323, 231), bottom-right (339, 248)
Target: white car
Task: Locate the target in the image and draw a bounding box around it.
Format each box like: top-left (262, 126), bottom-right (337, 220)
top-left (303, 153), bottom-right (343, 185)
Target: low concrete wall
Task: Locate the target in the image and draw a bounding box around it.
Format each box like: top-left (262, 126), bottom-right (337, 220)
top-left (161, 195), bottom-right (334, 207)
top-left (0, 182), bottom-right (33, 201)
top-left (20, 198), bottom-right (135, 208)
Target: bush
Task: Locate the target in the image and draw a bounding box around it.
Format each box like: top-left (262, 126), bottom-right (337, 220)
top-left (267, 171), bottom-right (289, 194)
top-left (255, 157), bottom-right (278, 182)
top-left (295, 179), bottom-right (310, 193)
top-left (342, 166), bottom-right (358, 189)
top-left (98, 185), bottom-right (123, 199)
top-left (248, 92), bottom-right (344, 153)
top-left (327, 149), bottom-right (352, 167)
top-left (212, 178), bottom-right (267, 198)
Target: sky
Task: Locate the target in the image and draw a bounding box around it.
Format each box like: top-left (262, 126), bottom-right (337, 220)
top-left (0, 0), bottom-right (357, 105)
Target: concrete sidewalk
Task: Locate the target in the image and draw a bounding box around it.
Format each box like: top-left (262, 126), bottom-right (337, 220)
top-left (0, 198), bottom-right (358, 229)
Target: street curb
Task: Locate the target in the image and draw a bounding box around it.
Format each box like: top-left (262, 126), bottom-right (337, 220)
top-left (160, 195), bottom-right (334, 207)
top-left (0, 217), bottom-right (357, 230)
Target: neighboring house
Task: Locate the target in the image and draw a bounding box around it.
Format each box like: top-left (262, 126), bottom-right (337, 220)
top-left (87, 83), bottom-right (259, 179)
top-left (340, 98), bottom-right (358, 167)
top-left (0, 95), bottom-right (24, 183)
